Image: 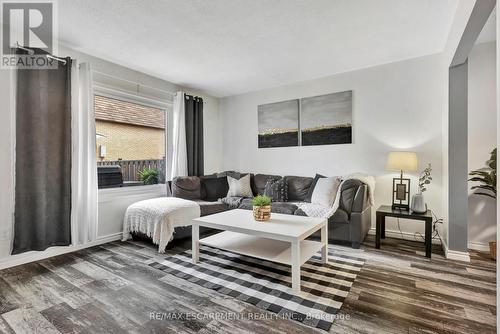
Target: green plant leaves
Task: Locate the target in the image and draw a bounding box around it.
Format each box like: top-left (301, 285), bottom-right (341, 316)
top-left (418, 163), bottom-right (432, 193)
top-left (138, 168), bottom-right (159, 185)
top-left (469, 148), bottom-right (497, 199)
top-left (252, 195), bottom-right (272, 206)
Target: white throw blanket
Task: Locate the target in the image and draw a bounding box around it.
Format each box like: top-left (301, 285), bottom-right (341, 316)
top-left (297, 173), bottom-right (376, 219)
top-left (122, 197), bottom-right (200, 253)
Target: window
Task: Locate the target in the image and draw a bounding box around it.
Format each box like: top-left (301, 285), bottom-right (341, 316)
top-left (95, 94), bottom-right (166, 188)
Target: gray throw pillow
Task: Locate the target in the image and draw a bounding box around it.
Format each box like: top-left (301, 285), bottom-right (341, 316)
top-left (263, 178), bottom-right (288, 202)
top-left (171, 176), bottom-right (201, 200)
top-left (227, 174), bottom-right (253, 197)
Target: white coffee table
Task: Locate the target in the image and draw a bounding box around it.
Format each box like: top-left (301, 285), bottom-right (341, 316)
top-left (191, 209), bottom-right (328, 294)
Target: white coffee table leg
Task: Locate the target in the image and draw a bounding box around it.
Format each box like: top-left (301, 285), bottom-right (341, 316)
top-left (291, 239), bottom-right (301, 294)
top-left (321, 222), bottom-right (328, 263)
top-left (192, 222), bottom-right (199, 264)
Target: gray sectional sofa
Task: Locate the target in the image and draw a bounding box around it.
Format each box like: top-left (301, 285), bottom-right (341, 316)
top-left (167, 171), bottom-right (371, 248)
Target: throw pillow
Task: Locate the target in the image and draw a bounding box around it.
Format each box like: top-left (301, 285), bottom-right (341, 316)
top-left (311, 177), bottom-right (342, 207)
top-left (305, 173), bottom-right (326, 202)
top-left (171, 176), bottom-right (201, 200)
top-left (201, 177), bottom-right (229, 201)
top-left (227, 174), bottom-right (253, 197)
top-left (263, 178), bottom-right (288, 202)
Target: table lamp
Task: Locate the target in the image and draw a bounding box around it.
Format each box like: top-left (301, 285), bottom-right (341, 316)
top-left (386, 151), bottom-right (418, 211)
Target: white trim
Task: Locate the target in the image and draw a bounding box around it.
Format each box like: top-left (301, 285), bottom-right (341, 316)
top-left (468, 241), bottom-right (491, 252)
top-left (92, 70), bottom-right (176, 100)
top-left (445, 249), bottom-right (471, 262)
top-left (440, 236), bottom-right (471, 262)
top-left (368, 228), bottom-right (442, 245)
top-left (0, 233), bottom-right (122, 270)
top-left (98, 184), bottom-right (167, 202)
top-left (94, 84), bottom-right (172, 109)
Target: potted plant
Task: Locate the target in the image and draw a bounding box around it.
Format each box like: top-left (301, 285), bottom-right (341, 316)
top-left (469, 148), bottom-right (497, 260)
top-left (411, 163), bottom-right (432, 213)
top-left (252, 195), bottom-right (272, 221)
top-left (138, 167), bottom-right (159, 185)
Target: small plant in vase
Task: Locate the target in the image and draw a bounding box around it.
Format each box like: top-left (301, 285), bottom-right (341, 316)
top-left (252, 195), bottom-right (272, 221)
top-left (412, 163), bottom-right (432, 213)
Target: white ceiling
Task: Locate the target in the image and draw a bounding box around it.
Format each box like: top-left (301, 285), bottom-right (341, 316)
top-left (58, 0), bottom-right (459, 97)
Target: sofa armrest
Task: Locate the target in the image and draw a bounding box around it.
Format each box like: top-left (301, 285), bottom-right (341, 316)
top-left (351, 184), bottom-right (369, 213)
top-left (339, 179), bottom-right (370, 215)
top-left (350, 206), bottom-right (371, 248)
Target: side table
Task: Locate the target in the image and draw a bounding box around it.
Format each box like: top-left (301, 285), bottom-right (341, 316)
top-left (376, 205), bottom-right (434, 258)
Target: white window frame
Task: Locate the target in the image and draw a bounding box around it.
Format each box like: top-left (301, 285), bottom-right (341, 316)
top-left (93, 84), bottom-right (173, 196)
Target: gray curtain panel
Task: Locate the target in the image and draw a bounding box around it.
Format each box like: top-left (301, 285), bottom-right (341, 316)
top-left (185, 95), bottom-right (204, 176)
top-left (13, 54), bottom-right (72, 254)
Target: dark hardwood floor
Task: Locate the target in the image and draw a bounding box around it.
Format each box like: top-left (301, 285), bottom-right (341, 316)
top-left (0, 235), bottom-right (496, 333)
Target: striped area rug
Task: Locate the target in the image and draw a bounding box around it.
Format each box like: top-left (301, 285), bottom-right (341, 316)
top-left (149, 245), bottom-right (364, 331)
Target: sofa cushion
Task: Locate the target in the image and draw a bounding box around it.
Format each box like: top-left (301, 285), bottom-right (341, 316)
top-left (339, 179), bottom-right (364, 214)
top-left (295, 207), bottom-right (349, 223)
top-left (329, 208), bottom-right (349, 223)
top-left (263, 178), bottom-right (288, 202)
top-left (237, 198), bottom-right (255, 210)
top-left (195, 200), bottom-right (229, 216)
top-left (201, 176), bottom-right (229, 201)
top-left (269, 202), bottom-right (298, 215)
top-left (171, 176), bottom-right (201, 200)
top-left (217, 171), bottom-right (239, 179)
top-left (286, 176), bottom-right (313, 201)
top-left (252, 174), bottom-right (281, 195)
top-left (238, 199), bottom-right (298, 215)
top-left (217, 171), bottom-right (252, 180)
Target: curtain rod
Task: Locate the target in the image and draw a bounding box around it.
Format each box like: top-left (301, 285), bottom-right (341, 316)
top-left (93, 70), bottom-right (207, 104)
top-left (92, 70), bottom-right (176, 97)
top-left (15, 42), bottom-right (67, 65)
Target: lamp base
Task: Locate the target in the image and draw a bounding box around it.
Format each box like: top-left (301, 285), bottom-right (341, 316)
top-left (392, 176), bottom-right (410, 211)
top-left (392, 203), bottom-right (410, 211)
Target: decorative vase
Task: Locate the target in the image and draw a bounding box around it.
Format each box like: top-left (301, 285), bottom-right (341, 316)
top-left (253, 205), bottom-right (271, 221)
top-left (411, 193), bottom-right (427, 213)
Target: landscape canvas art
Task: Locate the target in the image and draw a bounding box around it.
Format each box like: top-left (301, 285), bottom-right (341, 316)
top-left (300, 91), bottom-right (353, 145)
top-left (258, 99), bottom-right (299, 148)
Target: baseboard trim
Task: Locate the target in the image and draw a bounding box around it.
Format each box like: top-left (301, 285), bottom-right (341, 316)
top-left (368, 228), bottom-right (442, 245)
top-left (468, 241), bottom-right (491, 252)
top-left (0, 232), bottom-right (122, 270)
top-left (440, 236), bottom-right (471, 262)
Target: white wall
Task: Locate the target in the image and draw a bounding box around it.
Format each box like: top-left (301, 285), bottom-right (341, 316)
top-left (468, 41), bottom-right (497, 250)
top-left (0, 46), bottom-right (222, 265)
top-left (219, 54), bottom-right (446, 238)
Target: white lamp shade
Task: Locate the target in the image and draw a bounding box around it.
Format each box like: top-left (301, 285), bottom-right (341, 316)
top-left (386, 151), bottom-right (418, 172)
